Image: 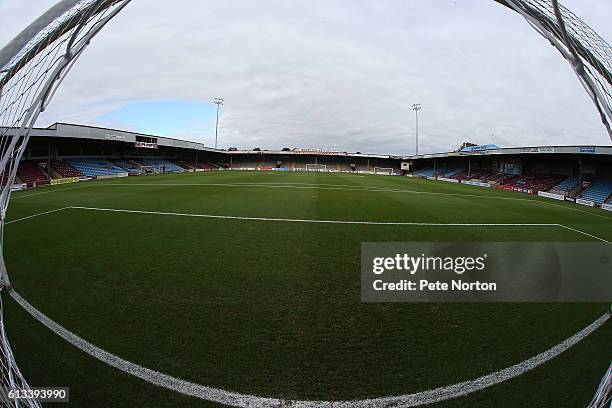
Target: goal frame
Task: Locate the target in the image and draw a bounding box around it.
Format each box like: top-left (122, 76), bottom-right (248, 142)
top-left (305, 163), bottom-right (327, 172)
top-left (374, 167), bottom-right (394, 175)
top-left (139, 165), bottom-right (155, 174)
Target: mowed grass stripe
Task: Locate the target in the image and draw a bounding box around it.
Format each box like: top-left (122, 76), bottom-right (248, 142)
top-left (4, 171), bottom-right (611, 406)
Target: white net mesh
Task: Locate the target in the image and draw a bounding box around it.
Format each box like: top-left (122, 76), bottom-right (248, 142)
top-left (588, 360), bottom-right (612, 408)
top-left (0, 1), bottom-right (130, 406)
top-left (306, 164), bottom-right (327, 171)
top-left (502, 0), bottom-right (612, 139)
top-left (374, 167), bottom-right (394, 175)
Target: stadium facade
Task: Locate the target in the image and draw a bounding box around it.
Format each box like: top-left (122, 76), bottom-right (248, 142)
top-left (7, 122), bottom-right (612, 210)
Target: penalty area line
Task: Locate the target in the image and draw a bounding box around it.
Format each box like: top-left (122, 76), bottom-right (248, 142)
top-left (68, 206), bottom-right (559, 227)
top-left (68, 206), bottom-right (610, 243)
top-left (5, 207), bottom-right (72, 225)
top-left (5, 206), bottom-right (609, 244)
top-left (8, 288), bottom-right (610, 407)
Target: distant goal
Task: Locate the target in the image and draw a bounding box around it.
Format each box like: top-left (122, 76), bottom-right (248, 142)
top-left (306, 164), bottom-right (327, 172)
top-left (374, 167), bottom-right (394, 175)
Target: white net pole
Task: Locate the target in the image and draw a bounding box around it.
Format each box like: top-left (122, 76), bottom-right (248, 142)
top-left (306, 164), bottom-right (326, 172)
top-left (588, 360), bottom-right (612, 408)
top-left (374, 167), bottom-right (394, 175)
top-left (501, 0), bottom-right (612, 140)
top-left (0, 1), bottom-right (131, 406)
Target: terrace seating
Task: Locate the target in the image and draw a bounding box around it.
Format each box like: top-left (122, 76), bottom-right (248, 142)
top-left (196, 162), bottom-right (217, 170)
top-left (499, 174), bottom-right (564, 194)
top-left (179, 160), bottom-right (216, 170)
top-left (17, 161), bottom-right (49, 187)
top-left (552, 176), bottom-right (580, 193)
top-left (114, 159), bottom-right (142, 173)
top-left (452, 169), bottom-right (493, 181)
top-left (173, 160), bottom-right (196, 170)
top-left (413, 168), bottom-right (436, 177)
top-left (439, 168), bottom-right (465, 178)
top-left (66, 158), bottom-right (127, 177)
top-left (581, 180), bottom-right (612, 204)
top-left (0, 173), bottom-right (19, 187)
top-left (141, 158), bottom-right (184, 173)
top-left (51, 160), bottom-right (82, 178)
top-left (231, 162), bottom-right (258, 169)
top-left (484, 173), bottom-right (518, 184)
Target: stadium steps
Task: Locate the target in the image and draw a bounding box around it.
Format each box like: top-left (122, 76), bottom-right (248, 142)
top-left (500, 174), bottom-right (564, 193)
top-left (549, 175), bottom-right (580, 196)
top-left (113, 159), bottom-right (142, 173)
top-left (141, 158), bottom-right (185, 173)
top-left (580, 180), bottom-right (612, 204)
top-left (17, 161), bottom-right (49, 187)
top-left (51, 160), bottom-right (82, 178)
top-left (66, 158), bottom-right (127, 177)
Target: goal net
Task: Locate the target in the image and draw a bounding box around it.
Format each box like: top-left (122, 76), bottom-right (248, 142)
top-left (305, 163), bottom-right (327, 172)
top-left (374, 167), bottom-right (394, 175)
top-left (139, 165), bottom-right (154, 174)
top-left (0, 1), bottom-right (130, 406)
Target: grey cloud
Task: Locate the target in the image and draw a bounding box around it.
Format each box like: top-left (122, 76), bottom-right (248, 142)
top-left (1, 0), bottom-right (610, 154)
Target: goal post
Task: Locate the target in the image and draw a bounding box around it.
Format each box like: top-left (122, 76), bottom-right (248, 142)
top-left (306, 163), bottom-right (327, 172)
top-left (0, 1), bottom-right (130, 405)
top-left (374, 167), bottom-right (394, 175)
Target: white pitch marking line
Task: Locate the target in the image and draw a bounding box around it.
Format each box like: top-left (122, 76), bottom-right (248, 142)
top-left (4, 207), bottom-right (71, 225)
top-left (5, 205), bottom-right (612, 406)
top-left (558, 225), bottom-right (611, 243)
top-left (68, 206), bottom-right (558, 227)
top-left (68, 206), bottom-right (611, 243)
top-left (5, 206), bottom-right (609, 244)
top-left (11, 184), bottom-right (92, 199)
top-left (11, 179), bottom-right (612, 221)
top-left (8, 289), bottom-right (610, 408)
top-left (99, 181), bottom-right (612, 220)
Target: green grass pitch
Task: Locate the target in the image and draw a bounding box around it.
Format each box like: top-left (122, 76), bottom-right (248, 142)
top-left (3, 171), bottom-right (611, 407)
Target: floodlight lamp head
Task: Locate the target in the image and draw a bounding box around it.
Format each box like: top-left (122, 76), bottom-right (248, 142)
top-left (214, 98), bottom-right (224, 105)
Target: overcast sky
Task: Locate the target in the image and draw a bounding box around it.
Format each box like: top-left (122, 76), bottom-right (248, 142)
top-left (1, 0), bottom-right (611, 154)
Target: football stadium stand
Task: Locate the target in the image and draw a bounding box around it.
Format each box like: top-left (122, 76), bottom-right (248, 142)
top-left (451, 169), bottom-right (493, 181)
top-left (0, 173), bottom-right (19, 187)
top-left (17, 161), bottom-right (49, 187)
top-left (484, 173), bottom-right (518, 185)
top-left (66, 158), bottom-right (127, 177)
top-left (51, 160), bottom-right (82, 178)
top-left (439, 167), bottom-right (465, 178)
top-left (231, 162), bottom-right (259, 170)
top-left (500, 174), bottom-right (564, 193)
top-left (192, 161), bottom-right (217, 170)
top-left (413, 168), bottom-right (436, 177)
top-left (552, 176), bottom-right (581, 193)
top-left (140, 158), bottom-right (184, 173)
top-left (580, 180), bottom-right (612, 204)
top-left (173, 160), bottom-right (195, 170)
top-left (175, 160), bottom-right (218, 170)
top-left (166, 159), bottom-right (189, 170)
top-left (5, 123), bottom-right (612, 213)
top-left (114, 159), bottom-right (143, 173)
